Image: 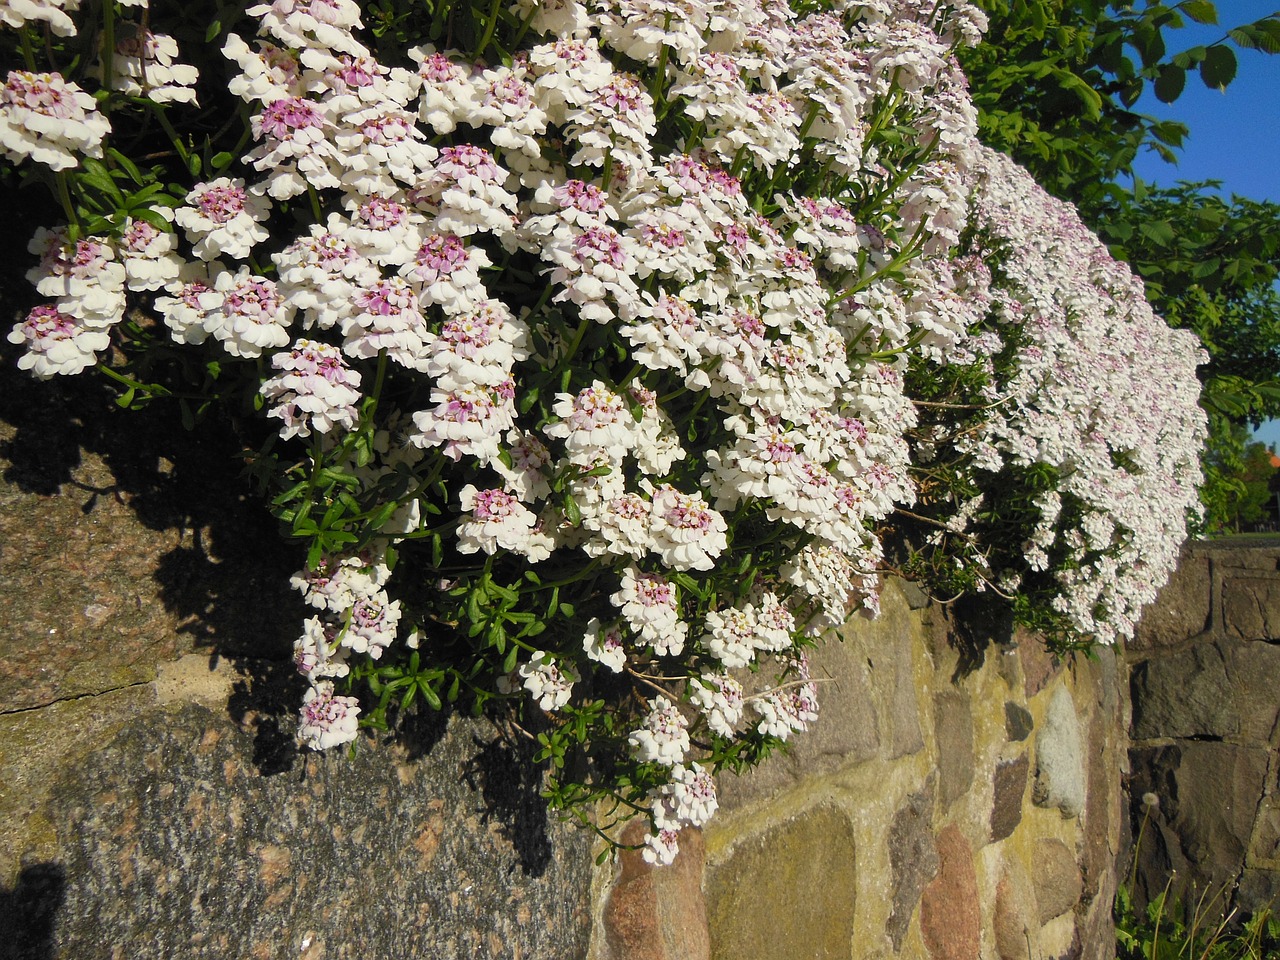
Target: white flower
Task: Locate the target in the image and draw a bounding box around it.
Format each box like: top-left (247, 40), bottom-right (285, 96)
top-left (517, 653), bottom-right (578, 711)
top-left (8, 304), bottom-right (110, 378)
top-left (297, 680), bottom-right (361, 750)
top-left (206, 268), bottom-right (293, 358)
top-left (646, 483), bottom-right (728, 571)
top-left (687, 673), bottom-right (743, 737)
top-left (0, 71), bottom-right (110, 171)
top-left (408, 381), bottom-right (516, 466)
top-left (97, 29), bottom-right (199, 104)
top-left (175, 179), bottom-right (272, 261)
top-left (582, 617), bottom-right (627, 672)
top-left (1, 0), bottom-right (80, 37)
top-left (628, 695), bottom-right (689, 766)
top-left (293, 616), bottom-right (350, 679)
top-left (118, 215), bottom-right (183, 292)
top-left (456, 485), bottom-right (550, 560)
top-left (610, 565), bottom-right (687, 656)
top-left (259, 338), bottom-right (363, 440)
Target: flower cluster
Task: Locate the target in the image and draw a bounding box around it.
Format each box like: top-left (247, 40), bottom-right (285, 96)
top-left (905, 147), bottom-right (1206, 645)
top-left (3, 0), bottom-right (1202, 865)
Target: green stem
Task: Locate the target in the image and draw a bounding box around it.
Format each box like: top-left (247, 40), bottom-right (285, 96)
top-left (474, 0), bottom-right (504, 60)
top-left (20, 26), bottom-right (38, 69)
top-left (562, 313), bottom-right (593, 364)
top-left (54, 172), bottom-right (82, 239)
top-left (150, 104), bottom-right (190, 166)
top-left (100, 0), bottom-right (116, 109)
top-left (307, 183), bottom-right (325, 223)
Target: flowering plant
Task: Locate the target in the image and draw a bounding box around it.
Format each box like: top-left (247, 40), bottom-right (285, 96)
top-left (1, 0), bottom-right (1201, 863)
top-left (899, 149), bottom-right (1206, 649)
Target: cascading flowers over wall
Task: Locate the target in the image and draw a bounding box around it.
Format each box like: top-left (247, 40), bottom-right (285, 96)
top-left (0, 0), bottom-right (1202, 863)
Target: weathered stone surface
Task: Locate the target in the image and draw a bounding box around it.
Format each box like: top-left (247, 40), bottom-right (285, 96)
top-left (1236, 868), bottom-right (1280, 918)
top-left (4, 698), bottom-right (594, 960)
top-left (705, 805), bottom-right (856, 960)
top-left (1034, 686), bottom-right (1085, 818)
top-left (1130, 549), bottom-right (1211, 651)
top-left (934, 690), bottom-right (974, 806)
top-left (1223, 576), bottom-right (1280, 640)
top-left (0, 366), bottom-right (302, 713)
top-left (1251, 798), bottom-right (1280, 866)
top-left (1128, 742), bottom-right (1270, 909)
top-left (994, 858), bottom-right (1038, 960)
top-left (866, 585), bottom-right (925, 759)
top-left (1004, 701), bottom-right (1033, 742)
top-left (1033, 838), bottom-right (1083, 922)
top-left (604, 825), bottom-right (709, 960)
top-left (1231, 640), bottom-right (1280, 742)
top-left (990, 754), bottom-right (1029, 842)
top-left (919, 826), bottom-right (979, 960)
top-left (891, 576), bottom-right (932, 610)
top-left (886, 779), bottom-right (939, 949)
top-left (715, 621), bottom-right (880, 810)
top-left (1018, 632), bottom-right (1062, 698)
top-left (1130, 641), bottom-right (1239, 741)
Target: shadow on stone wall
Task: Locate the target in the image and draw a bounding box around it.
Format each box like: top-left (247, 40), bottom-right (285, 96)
top-left (0, 863), bottom-right (65, 960)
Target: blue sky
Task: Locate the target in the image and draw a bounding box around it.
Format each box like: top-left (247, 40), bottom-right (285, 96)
top-left (1124, 2), bottom-right (1280, 449)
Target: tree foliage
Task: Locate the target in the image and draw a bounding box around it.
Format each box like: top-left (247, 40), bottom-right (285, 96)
top-left (959, 1), bottom-right (1280, 527)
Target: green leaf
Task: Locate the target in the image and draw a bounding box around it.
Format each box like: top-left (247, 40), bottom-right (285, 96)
top-left (1199, 44), bottom-right (1237, 90)
top-left (1180, 1), bottom-right (1217, 25)
top-left (1154, 64), bottom-right (1186, 103)
top-left (1138, 220), bottom-right (1176, 247)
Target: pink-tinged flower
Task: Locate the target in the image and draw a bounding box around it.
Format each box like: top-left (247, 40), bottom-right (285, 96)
top-left (342, 276), bottom-right (432, 369)
top-left (544, 381), bottom-right (639, 462)
top-left (175, 179), bottom-right (272, 261)
top-left (687, 672), bottom-right (743, 737)
top-left (97, 30), bottom-right (199, 104)
top-left (414, 145), bottom-right (518, 238)
top-left (246, 0), bottom-right (367, 59)
top-left (273, 225), bottom-right (379, 329)
top-left (610, 565), bottom-right (687, 656)
top-left (407, 47), bottom-right (476, 134)
top-left (582, 617), bottom-right (627, 672)
top-left (647, 483), bottom-right (728, 571)
top-left (423, 299), bottom-right (529, 390)
top-left (399, 233), bottom-right (491, 314)
top-left (245, 96), bottom-right (341, 199)
top-left (223, 35), bottom-right (304, 103)
top-left (582, 491), bottom-right (650, 561)
top-left (26, 227), bottom-right (126, 326)
top-left (456, 484), bottom-right (551, 561)
top-left (0, 71), bottom-right (110, 171)
top-left (8, 304), bottom-right (110, 378)
top-left (118, 215), bottom-right (183, 292)
top-left (700, 605), bottom-right (756, 669)
top-left (408, 381), bottom-right (516, 466)
top-left (563, 73), bottom-right (656, 174)
top-left (641, 825), bottom-right (682, 866)
top-left (493, 429), bottom-right (552, 503)
top-left (293, 616), bottom-right (350, 679)
top-left (335, 195), bottom-right (426, 266)
top-left (651, 762), bottom-right (718, 829)
top-left (513, 653), bottom-right (578, 711)
top-left (154, 262), bottom-right (223, 345)
top-left (259, 338), bottom-right (362, 440)
top-left (297, 680), bottom-right (361, 750)
top-left (206, 268), bottom-right (293, 358)
top-left (628, 695), bottom-right (689, 766)
top-left (341, 590), bottom-right (401, 658)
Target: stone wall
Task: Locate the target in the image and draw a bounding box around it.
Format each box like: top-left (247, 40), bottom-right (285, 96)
top-left (1, 365), bottom-right (1126, 959)
top-left (592, 585), bottom-right (1126, 960)
top-left (1127, 539), bottom-right (1280, 918)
